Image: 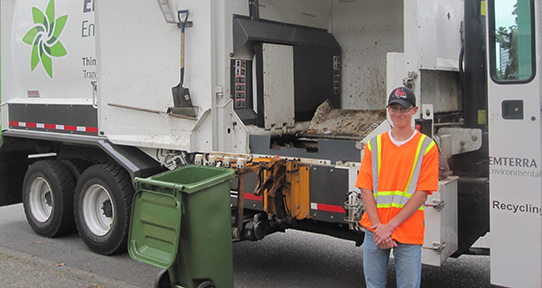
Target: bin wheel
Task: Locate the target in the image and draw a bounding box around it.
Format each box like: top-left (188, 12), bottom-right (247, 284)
top-left (197, 281), bottom-right (217, 288)
top-left (153, 269), bottom-right (172, 288)
top-left (74, 163), bottom-right (134, 255)
top-left (22, 160), bottom-right (76, 237)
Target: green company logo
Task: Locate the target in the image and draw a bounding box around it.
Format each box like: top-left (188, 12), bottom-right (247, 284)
top-left (22, 0), bottom-right (68, 78)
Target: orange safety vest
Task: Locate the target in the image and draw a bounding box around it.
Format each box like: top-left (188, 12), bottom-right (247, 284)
top-left (356, 131), bottom-right (439, 245)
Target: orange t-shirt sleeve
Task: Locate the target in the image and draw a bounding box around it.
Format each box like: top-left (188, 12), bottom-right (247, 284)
top-left (416, 142), bottom-right (439, 193)
top-left (356, 142), bottom-right (373, 191)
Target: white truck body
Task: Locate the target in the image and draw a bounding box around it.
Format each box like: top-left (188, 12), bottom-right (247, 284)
top-left (2, 0), bottom-right (464, 151)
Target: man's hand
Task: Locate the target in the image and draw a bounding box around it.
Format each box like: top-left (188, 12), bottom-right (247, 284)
top-left (371, 223), bottom-right (396, 245)
top-left (370, 190), bottom-right (430, 246)
top-left (377, 237), bottom-right (397, 249)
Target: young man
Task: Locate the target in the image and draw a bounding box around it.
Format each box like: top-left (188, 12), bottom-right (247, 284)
top-left (356, 87), bottom-right (439, 288)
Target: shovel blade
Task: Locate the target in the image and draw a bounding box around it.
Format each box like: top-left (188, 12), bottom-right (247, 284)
top-left (171, 86), bottom-right (197, 117)
top-left (167, 107), bottom-right (197, 118)
top-left (172, 86), bottom-right (191, 106)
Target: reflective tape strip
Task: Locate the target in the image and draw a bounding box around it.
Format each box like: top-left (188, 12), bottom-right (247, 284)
top-left (244, 193), bottom-right (263, 201)
top-left (311, 202), bottom-right (346, 213)
top-left (403, 134), bottom-right (427, 197)
top-left (375, 190), bottom-right (413, 197)
top-left (376, 203), bottom-right (425, 210)
top-left (9, 121), bottom-right (98, 133)
top-left (425, 141), bottom-right (436, 154)
top-left (370, 134), bottom-right (382, 195)
top-left (375, 195), bottom-right (411, 205)
top-left (405, 135), bottom-right (434, 197)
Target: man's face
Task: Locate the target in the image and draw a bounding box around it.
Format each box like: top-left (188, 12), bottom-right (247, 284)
top-left (388, 103), bottom-right (418, 128)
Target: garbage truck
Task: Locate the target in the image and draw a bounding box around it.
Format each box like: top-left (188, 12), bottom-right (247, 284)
top-left (0, 0), bottom-right (540, 287)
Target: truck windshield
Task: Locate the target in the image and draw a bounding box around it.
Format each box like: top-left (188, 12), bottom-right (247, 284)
top-left (489, 0), bottom-right (536, 82)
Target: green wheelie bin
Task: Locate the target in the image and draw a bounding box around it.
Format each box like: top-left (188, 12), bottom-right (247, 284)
top-left (128, 164), bottom-right (235, 288)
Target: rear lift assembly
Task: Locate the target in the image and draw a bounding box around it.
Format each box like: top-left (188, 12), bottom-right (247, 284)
top-left (202, 154), bottom-right (365, 246)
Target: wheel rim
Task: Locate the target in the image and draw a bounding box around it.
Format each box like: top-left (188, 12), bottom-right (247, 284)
top-left (82, 184), bottom-right (114, 236)
top-left (29, 177), bottom-right (54, 223)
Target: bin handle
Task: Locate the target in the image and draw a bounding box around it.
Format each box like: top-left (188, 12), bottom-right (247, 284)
top-left (135, 177), bottom-right (180, 194)
top-left (135, 177), bottom-right (177, 189)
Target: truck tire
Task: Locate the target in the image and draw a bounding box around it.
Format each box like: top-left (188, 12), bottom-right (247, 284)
top-left (59, 159), bottom-right (90, 181)
top-left (74, 163), bottom-right (134, 255)
top-left (22, 160), bottom-right (76, 237)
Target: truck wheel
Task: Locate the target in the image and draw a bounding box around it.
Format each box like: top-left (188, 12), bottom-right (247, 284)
top-left (74, 163), bottom-right (134, 255)
top-left (153, 269), bottom-right (172, 288)
top-left (22, 160), bottom-right (76, 237)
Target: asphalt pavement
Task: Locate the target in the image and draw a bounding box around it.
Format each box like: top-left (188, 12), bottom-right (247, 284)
top-left (0, 245), bottom-right (139, 288)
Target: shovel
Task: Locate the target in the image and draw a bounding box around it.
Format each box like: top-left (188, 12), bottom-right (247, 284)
top-left (168, 9), bottom-right (197, 117)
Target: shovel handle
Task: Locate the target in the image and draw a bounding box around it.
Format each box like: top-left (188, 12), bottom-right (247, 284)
top-left (178, 10), bottom-right (189, 32)
top-left (178, 10), bottom-right (189, 72)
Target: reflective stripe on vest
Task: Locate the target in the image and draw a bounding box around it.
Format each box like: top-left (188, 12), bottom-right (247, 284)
top-left (368, 133), bottom-right (435, 210)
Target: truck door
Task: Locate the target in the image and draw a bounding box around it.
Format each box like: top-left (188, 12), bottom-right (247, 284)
top-left (487, 0), bottom-right (541, 286)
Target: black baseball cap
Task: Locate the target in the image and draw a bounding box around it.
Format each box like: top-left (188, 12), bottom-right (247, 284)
top-left (387, 87), bottom-right (416, 108)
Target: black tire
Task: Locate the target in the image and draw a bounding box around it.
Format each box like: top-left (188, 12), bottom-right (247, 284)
top-left (60, 159), bottom-right (90, 181)
top-left (22, 160), bottom-right (76, 237)
top-left (74, 163), bottom-right (134, 255)
top-left (197, 281), bottom-right (216, 288)
top-left (153, 269), bottom-right (172, 288)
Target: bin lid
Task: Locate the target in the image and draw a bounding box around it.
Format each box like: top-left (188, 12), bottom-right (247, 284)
top-left (143, 164), bottom-right (236, 194)
top-left (128, 189), bottom-right (183, 269)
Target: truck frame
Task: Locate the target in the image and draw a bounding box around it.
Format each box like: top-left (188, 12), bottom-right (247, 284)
top-left (0, 0), bottom-right (540, 287)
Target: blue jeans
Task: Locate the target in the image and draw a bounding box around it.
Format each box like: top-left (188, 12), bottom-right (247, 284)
top-left (363, 230), bottom-right (422, 288)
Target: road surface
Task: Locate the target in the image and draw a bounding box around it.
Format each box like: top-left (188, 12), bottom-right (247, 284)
top-left (0, 203), bottom-right (497, 287)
